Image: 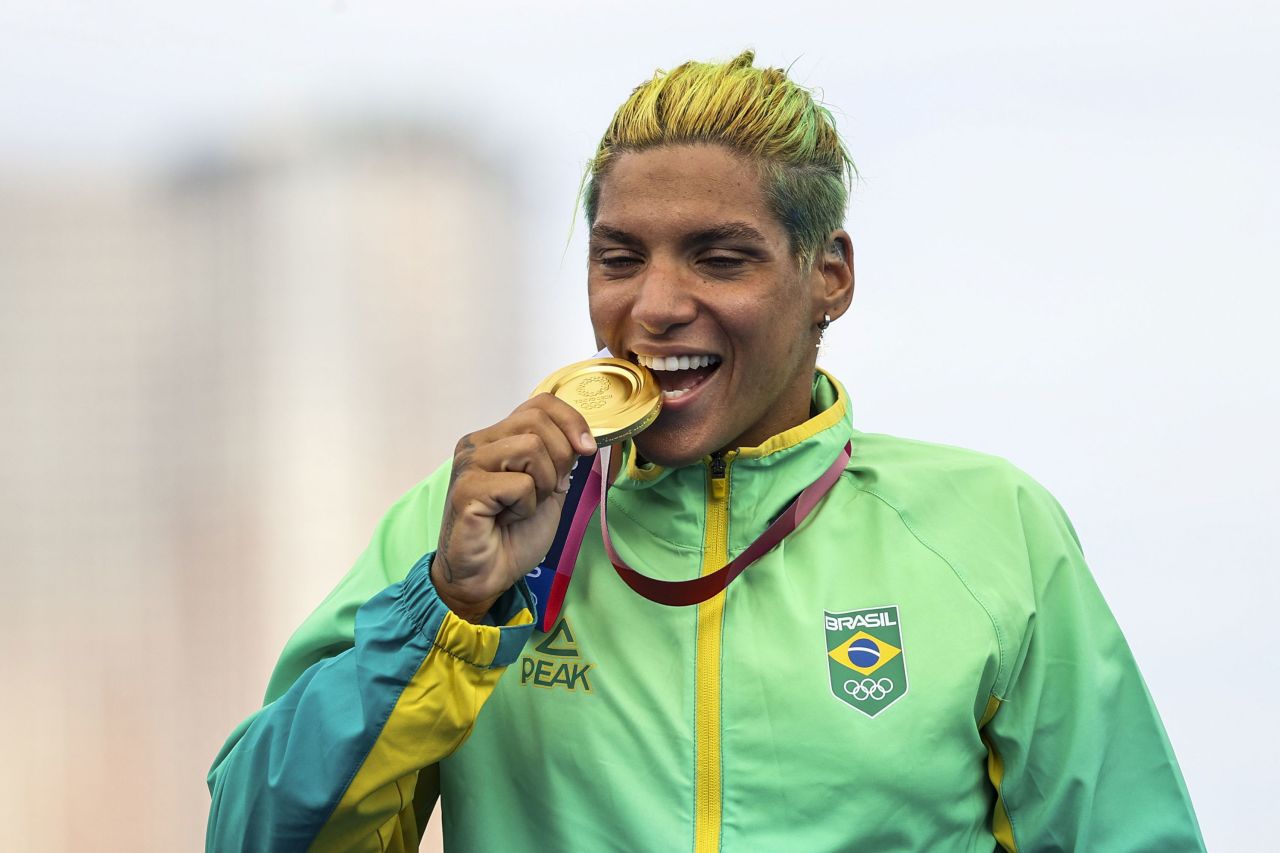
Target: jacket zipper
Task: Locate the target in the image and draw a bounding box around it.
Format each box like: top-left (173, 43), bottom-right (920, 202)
top-left (694, 450), bottom-right (733, 852)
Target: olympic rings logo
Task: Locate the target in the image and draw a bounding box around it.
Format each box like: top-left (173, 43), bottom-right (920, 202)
top-left (843, 677), bottom-right (894, 701)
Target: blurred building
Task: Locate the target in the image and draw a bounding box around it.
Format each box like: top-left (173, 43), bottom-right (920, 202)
top-left (0, 121), bottom-right (526, 852)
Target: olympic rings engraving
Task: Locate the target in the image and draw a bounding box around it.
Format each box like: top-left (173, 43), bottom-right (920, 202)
top-left (843, 677), bottom-right (894, 701)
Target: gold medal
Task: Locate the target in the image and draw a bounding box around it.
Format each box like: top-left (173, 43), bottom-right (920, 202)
top-left (532, 358), bottom-right (661, 446)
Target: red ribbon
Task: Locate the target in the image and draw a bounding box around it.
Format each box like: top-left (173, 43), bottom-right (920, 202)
top-left (542, 441), bottom-right (850, 631)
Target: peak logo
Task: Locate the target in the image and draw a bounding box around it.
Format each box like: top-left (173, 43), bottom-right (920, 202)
top-left (520, 618), bottom-right (594, 693)
top-left (824, 606), bottom-right (908, 717)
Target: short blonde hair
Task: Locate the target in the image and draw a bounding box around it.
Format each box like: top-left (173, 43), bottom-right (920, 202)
top-left (583, 50), bottom-right (855, 269)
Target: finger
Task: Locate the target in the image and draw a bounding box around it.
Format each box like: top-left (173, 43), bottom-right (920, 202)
top-left (493, 407), bottom-right (580, 478)
top-left (466, 404), bottom-right (587, 464)
top-left (514, 409), bottom-right (579, 483)
top-left (469, 407), bottom-right (581, 481)
top-left (517, 393), bottom-right (597, 456)
top-left (468, 434), bottom-right (560, 500)
top-left (497, 481), bottom-right (568, 528)
top-left (454, 470), bottom-right (539, 523)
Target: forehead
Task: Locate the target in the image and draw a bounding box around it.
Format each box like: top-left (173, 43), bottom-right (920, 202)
top-left (593, 144), bottom-right (780, 240)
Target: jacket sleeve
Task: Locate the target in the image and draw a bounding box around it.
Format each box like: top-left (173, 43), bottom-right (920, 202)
top-left (980, 482), bottom-right (1204, 852)
top-left (206, 551), bottom-right (535, 852)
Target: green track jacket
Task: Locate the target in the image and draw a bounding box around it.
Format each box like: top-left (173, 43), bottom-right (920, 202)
top-left (207, 372), bottom-right (1204, 852)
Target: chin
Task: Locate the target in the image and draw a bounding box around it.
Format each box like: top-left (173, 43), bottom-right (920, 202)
top-left (633, 427), bottom-right (715, 470)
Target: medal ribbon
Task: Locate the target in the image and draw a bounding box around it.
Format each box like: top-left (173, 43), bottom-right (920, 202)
top-left (539, 441), bottom-right (850, 631)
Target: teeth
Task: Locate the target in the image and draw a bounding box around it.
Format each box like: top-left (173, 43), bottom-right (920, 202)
top-left (661, 389), bottom-right (688, 399)
top-left (636, 354), bottom-right (721, 371)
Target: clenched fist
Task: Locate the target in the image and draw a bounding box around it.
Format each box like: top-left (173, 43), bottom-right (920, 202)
top-left (431, 394), bottom-right (597, 622)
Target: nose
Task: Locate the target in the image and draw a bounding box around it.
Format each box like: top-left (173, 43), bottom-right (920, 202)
top-left (630, 258), bottom-right (697, 336)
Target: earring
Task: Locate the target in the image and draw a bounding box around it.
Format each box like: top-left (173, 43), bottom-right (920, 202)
top-left (816, 313), bottom-right (831, 348)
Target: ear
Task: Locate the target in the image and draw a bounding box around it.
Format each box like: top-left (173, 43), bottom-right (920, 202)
top-left (813, 229), bottom-right (854, 321)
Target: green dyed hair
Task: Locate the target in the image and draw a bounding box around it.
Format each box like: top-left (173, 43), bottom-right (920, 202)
top-left (582, 50), bottom-right (856, 270)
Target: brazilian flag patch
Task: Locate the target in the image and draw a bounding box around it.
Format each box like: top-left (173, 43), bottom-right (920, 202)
top-left (824, 605), bottom-right (908, 717)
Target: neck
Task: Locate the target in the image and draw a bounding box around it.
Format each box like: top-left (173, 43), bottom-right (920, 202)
top-left (723, 367), bottom-right (818, 452)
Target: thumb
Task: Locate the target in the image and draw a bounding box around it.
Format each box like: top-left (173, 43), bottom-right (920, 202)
top-left (540, 471), bottom-right (572, 517)
top-left (531, 466), bottom-right (579, 530)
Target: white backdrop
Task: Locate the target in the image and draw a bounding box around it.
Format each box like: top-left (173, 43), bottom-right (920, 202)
top-left (2, 1), bottom-right (1275, 849)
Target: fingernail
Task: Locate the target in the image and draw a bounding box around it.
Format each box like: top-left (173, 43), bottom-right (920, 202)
top-left (581, 432), bottom-right (597, 453)
top-left (557, 473), bottom-right (572, 493)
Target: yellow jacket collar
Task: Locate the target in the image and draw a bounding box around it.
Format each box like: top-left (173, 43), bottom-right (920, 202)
top-left (617, 369), bottom-right (851, 488)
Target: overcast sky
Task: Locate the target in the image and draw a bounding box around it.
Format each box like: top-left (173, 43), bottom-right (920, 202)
top-left (3, 2), bottom-right (1277, 848)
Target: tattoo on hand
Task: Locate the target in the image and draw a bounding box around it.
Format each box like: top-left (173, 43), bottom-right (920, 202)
top-left (437, 546), bottom-right (456, 584)
top-left (449, 437), bottom-right (475, 488)
top-left (438, 435), bottom-right (473, 586)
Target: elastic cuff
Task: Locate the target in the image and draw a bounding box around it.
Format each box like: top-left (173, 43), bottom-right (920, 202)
top-left (400, 552), bottom-right (535, 669)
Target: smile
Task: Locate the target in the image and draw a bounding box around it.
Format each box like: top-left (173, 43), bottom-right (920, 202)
top-left (634, 353), bottom-right (722, 400)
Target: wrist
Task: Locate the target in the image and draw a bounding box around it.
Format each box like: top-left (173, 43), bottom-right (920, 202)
top-left (430, 552), bottom-right (499, 623)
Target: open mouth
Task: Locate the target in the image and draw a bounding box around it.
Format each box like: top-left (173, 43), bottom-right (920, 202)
top-left (634, 353), bottom-right (722, 400)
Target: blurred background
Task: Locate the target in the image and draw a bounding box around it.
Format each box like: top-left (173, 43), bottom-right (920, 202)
top-left (1, 2), bottom-right (1275, 850)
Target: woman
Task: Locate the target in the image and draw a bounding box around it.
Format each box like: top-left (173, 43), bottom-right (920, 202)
top-left (207, 52), bottom-right (1203, 852)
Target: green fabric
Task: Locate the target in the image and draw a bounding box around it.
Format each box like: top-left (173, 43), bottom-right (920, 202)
top-left (261, 471), bottom-right (455, 705)
top-left (205, 552), bottom-right (534, 851)
top-left (212, 372), bottom-right (1203, 851)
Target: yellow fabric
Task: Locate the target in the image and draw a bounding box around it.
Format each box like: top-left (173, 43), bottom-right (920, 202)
top-left (622, 369), bottom-right (848, 486)
top-left (623, 372), bottom-right (847, 851)
top-left (979, 695), bottom-right (1018, 853)
top-left (309, 608), bottom-right (531, 852)
top-left (694, 456), bottom-right (732, 853)
top-left (736, 369), bottom-right (847, 458)
top-left (978, 694), bottom-right (1001, 728)
top-left (623, 443), bottom-right (666, 482)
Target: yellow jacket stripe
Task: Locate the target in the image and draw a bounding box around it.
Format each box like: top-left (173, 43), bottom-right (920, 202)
top-left (206, 553), bottom-right (534, 852)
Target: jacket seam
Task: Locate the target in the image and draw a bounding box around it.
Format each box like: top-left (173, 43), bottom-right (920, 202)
top-left (980, 707), bottom-right (1022, 852)
top-left (308, 627), bottom-right (493, 848)
top-left (310, 642), bottom-right (430, 850)
top-left (854, 486), bottom-right (1008, 694)
top-left (427, 624), bottom-right (502, 670)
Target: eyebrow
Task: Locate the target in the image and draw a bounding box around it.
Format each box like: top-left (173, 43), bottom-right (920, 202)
top-left (687, 222), bottom-right (769, 246)
top-left (589, 224), bottom-right (640, 246)
top-left (590, 221), bottom-right (769, 249)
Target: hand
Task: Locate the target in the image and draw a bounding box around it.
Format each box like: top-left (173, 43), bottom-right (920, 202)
top-left (432, 394), bottom-right (597, 622)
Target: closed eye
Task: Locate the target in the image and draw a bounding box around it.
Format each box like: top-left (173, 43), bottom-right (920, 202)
top-left (597, 255), bottom-right (641, 269)
top-left (699, 254), bottom-right (752, 275)
top-left (592, 251), bottom-right (644, 276)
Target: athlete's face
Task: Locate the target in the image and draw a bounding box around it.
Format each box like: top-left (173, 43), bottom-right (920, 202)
top-left (588, 144), bottom-right (853, 468)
